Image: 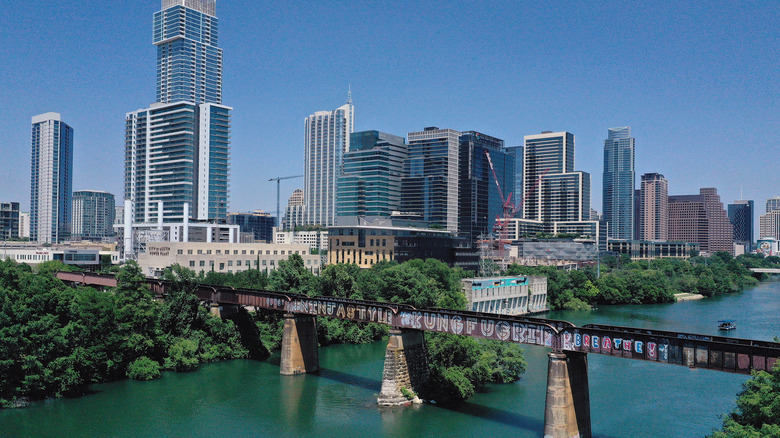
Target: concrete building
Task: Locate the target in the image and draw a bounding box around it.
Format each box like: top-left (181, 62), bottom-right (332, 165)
top-left (766, 197), bottom-right (780, 213)
top-left (137, 241), bottom-right (320, 278)
top-left (668, 188), bottom-right (732, 254)
top-left (72, 191), bottom-right (116, 241)
top-left (337, 130), bottom-right (407, 219)
top-left (462, 276), bottom-right (548, 315)
top-left (283, 189), bottom-right (305, 230)
top-left (638, 173), bottom-right (668, 241)
top-left (0, 202), bottom-right (20, 240)
top-left (227, 210), bottom-right (276, 242)
top-left (18, 212), bottom-right (30, 239)
top-left (607, 240), bottom-right (698, 260)
top-left (510, 238), bottom-right (598, 264)
top-left (402, 127), bottom-right (461, 233)
top-left (728, 200), bottom-right (754, 251)
top-left (759, 210), bottom-right (780, 240)
top-left (522, 131), bottom-right (574, 221)
top-left (304, 94), bottom-right (354, 227)
top-left (30, 112), bottom-right (73, 243)
top-left (458, 131), bottom-right (513, 241)
top-left (1, 243), bottom-right (120, 270)
top-left (125, 0), bottom-right (231, 224)
top-left (602, 127), bottom-right (635, 240)
top-left (273, 227), bottom-right (328, 251)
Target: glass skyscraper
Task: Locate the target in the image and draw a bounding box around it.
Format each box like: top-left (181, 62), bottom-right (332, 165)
top-left (337, 130), bottom-right (406, 219)
top-left (602, 126), bottom-right (635, 240)
top-left (522, 131), bottom-right (575, 221)
top-left (72, 190), bottom-right (116, 241)
top-left (30, 112), bottom-right (73, 243)
top-left (728, 200), bottom-right (754, 249)
top-left (304, 95), bottom-right (354, 226)
top-left (125, 0), bottom-right (231, 223)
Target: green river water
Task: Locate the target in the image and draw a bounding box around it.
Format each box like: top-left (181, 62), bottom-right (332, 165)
top-left (2, 280), bottom-right (779, 437)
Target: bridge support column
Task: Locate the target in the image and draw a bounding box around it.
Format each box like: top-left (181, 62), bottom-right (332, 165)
top-left (280, 313), bottom-right (319, 375)
top-left (377, 329), bottom-right (428, 406)
top-left (544, 351), bottom-right (591, 438)
top-left (209, 302), bottom-right (221, 317)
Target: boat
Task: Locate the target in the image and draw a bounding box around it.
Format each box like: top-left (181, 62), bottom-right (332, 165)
top-left (717, 320), bottom-right (736, 331)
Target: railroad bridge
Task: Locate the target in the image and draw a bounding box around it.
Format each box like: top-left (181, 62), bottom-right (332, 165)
top-left (57, 271), bottom-right (780, 438)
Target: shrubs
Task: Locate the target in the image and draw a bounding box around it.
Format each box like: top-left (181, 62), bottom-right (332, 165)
top-left (127, 357), bottom-right (162, 381)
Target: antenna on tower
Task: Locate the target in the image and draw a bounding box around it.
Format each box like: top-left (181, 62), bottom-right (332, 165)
top-left (347, 85), bottom-right (352, 105)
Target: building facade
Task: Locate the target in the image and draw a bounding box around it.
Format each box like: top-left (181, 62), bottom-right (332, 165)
top-left (72, 191), bottom-right (116, 241)
top-left (728, 200), bottom-right (754, 250)
top-left (638, 173), bottom-right (668, 241)
top-left (505, 145), bottom-right (523, 212)
top-left (668, 188), bottom-right (732, 254)
top-left (402, 127), bottom-right (461, 232)
top-left (273, 228), bottom-right (328, 251)
top-left (766, 197), bottom-right (780, 213)
top-left (283, 189), bottom-right (305, 230)
top-left (125, 0), bottom-right (231, 224)
top-left (1, 202), bottom-right (20, 240)
top-left (461, 276), bottom-right (548, 315)
top-left (18, 212), bottom-right (30, 239)
top-left (227, 210), bottom-right (276, 242)
top-left (759, 210), bottom-right (780, 240)
top-left (336, 130), bottom-right (406, 219)
top-left (602, 127), bottom-right (635, 240)
top-left (522, 131), bottom-right (575, 221)
top-left (30, 112), bottom-right (73, 243)
top-left (607, 240), bottom-right (698, 260)
top-left (458, 131), bottom-right (513, 241)
top-left (304, 95), bottom-right (354, 227)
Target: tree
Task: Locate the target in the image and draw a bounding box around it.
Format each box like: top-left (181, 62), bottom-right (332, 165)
top-left (711, 359), bottom-right (780, 437)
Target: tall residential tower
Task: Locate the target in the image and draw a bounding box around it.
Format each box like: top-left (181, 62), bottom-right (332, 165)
top-left (30, 112), bottom-right (73, 243)
top-left (638, 173), bottom-right (668, 241)
top-left (602, 127), bottom-right (635, 240)
top-left (125, 0), bottom-right (231, 224)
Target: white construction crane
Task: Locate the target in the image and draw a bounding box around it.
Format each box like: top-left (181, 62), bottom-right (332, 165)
top-left (269, 175), bottom-right (303, 227)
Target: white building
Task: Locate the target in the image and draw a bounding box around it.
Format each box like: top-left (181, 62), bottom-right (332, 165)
top-left (283, 188), bottom-right (305, 230)
top-left (1, 243), bottom-right (120, 268)
top-left (19, 212), bottom-right (30, 239)
top-left (273, 227), bottom-right (328, 251)
top-left (461, 276), bottom-right (548, 315)
top-left (304, 93), bottom-right (354, 227)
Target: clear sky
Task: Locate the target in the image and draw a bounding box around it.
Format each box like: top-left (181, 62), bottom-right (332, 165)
top-left (1, 1), bottom-right (777, 225)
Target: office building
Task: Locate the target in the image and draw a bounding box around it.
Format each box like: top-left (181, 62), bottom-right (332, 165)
top-left (522, 131), bottom-right (574, 220)
top-left (283, 189), bottom-right (305, 230)
top-left (402, 127), bottom-right (461, 232)
top-left (1, 243), bottom-right (119, 270)
top-left (638, 173), bottom-right (668, 241)
top-left (72, 191), bottom-right (116, 241)
top-left (505, 145), bottom-right (523, 213)
top-left (30, 112), bottom-right (73, 243)
top-left (337, 130), bottom-right (406, 219)
top-left (602, 127), bottom-right (635, 240)
top-left (766, 197), bottom-right (780, 213)
top-left (1, 202), bottom-right (20, 240)
top-left (668, 188), bottom-right (732, 254)
top-left (304, 94), bottom-right (354, 226)
top-left (462, 276), bottom-right (548, 315)
top-left (18, 212), bottom-right (30, 239)
top-left (608, 240), bottom-right (699, 260)
top-left (458, 131), bottom-right (513, 241)
top-left (227, 210), bottom-right (276, 242)
top-left (728, 200), bottom-right (754, 250)
top-left (125, 0), bottom-right (231, 224)
top-left (759, 211), bottom-right (780, 240)
top-left (541, 171), bottom-right (591, 222)
top-left (273, 227), bottom-right (328, 251)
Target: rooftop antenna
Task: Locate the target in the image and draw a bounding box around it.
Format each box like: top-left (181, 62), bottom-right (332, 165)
top-left (347, 85), bottom-right (352, 105)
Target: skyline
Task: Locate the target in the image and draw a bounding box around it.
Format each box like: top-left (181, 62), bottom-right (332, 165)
top-left (1, 1), bottom-right (777, 224)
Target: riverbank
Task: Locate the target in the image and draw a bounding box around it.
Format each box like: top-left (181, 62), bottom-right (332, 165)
top-left (674, 292), bottom-right (705, 301)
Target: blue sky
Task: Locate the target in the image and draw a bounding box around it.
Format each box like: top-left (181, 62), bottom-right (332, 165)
top-left (1, 0), bottom-right (777, 223)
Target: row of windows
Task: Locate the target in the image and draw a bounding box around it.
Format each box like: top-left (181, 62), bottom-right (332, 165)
top-left (177, 248), bottom-right (303, 256)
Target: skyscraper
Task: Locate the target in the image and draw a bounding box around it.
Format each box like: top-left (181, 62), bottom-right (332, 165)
top-left (728, 200), bottom-right (754, 249)
top-left (72, 191), bottom-right (116, 241)
top-left (402, 127), bottom-right (461, 232)
top-left (458, 131), bottom-right (513, 241)
top-left (283, 189), bottom-right (305, 230)
top-left (505, 145), bottom-right (523, 210)
top-left (125, 0), bottom-right (231, 224)
top-left (303, 94), bottom-right (354, 226)
top-left (0, 202), bottom-right (20, 240)
top-left (522, 132), bottom-right (575, 221)
top-left (337, 130), bottom-right (406, 219)
top-left (30, 112), bottom-right (73, 243)
top-left (668, 188), bottom-right (732, 254)
top-left (638, 173), bottom-right (668, 241)
top-left (602, 127), bottom-right (635, 240)
top-left (766, 197), bottom-right (780, 213)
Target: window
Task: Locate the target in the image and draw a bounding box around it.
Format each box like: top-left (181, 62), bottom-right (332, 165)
top-left (273, 250), bottom-right (277, 255)
top-left (216, 250), bottom-right (222, 254)
top-left (242, 250), bottom-right (246, 254)
top-left (189, 261), bottom-right (195, 267)
top-left (197, 250), bottom-right (203, 254)
top-left (233, 250), bottom-right (238, 255)
top-left (219, 263), bottom-right (225, 270)
top-left (177, 249), bottom-right (183, 254)
top-left (250, 250), bottom-right (254, 255)
top-left (262, 260), bottom-right (267, 266)
top-left (199, 260), bottom-right (205, 266)
top-left (237, 260), bottom-right (242, 266)
top-left (207, 250), bottom-right (212, 254)
top-left (246, 260), bottom-right (251, 267)
top-left (187, 250), bottom-right (193, 255)
top-left (228, 260), bottom-right (233, 266)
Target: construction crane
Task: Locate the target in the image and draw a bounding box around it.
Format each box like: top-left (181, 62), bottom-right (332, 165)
top-left (269, 175), bottom-right (303, 227)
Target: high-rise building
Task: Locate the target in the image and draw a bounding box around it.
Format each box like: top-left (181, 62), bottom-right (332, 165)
top-left (766, 197), bottom-right (780, 213)
top-left (728, 200), bottom-right (754, 249)
top-left (402, 127), bottom-right (461, 232)
top-left (283, 189), bottom-right (305, 230)
top-left (522, 132), bottom-right (575, 221)
top-left (30, 112), bottom-right (73, 243)
top-left (505, 145), bottom-right (523, 214)
top-left (125, 0), bottom-right (231, 224)
top-left (337, 130), bottom-right (406, 219)
top-left (541, 171), bottom-right (591, 222)
top-left (304, 94), bottom-right (354, 226)
top-left (0, 202), bottom-right (20, 240)
top-left (759, 211), bottom-right (780, 240)
top-left (227, 210), bottom-right (276, 242)
top-left (602, 127), bottom-right (635, 240)
top-left (458, 131), bottom-right (513, 241)
top-left (638, 173), bottom-right (668, 241)
top-left (18, 212), bottom-right (30, 239)
top-left (72, 191), bottom-right (116, 241)
top-left (154, 0), bottom-right (222, 105)
top-left (668, 188), bottom-right (732, 254)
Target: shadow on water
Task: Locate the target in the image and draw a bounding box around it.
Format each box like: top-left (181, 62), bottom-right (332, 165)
top-left (316, 367), bottom-right (382, 392)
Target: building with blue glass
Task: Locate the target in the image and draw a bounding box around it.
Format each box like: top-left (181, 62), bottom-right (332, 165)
top-left (30, 112), bottom-right (73, 243)
top-left (602, 127), bottom-right (635, 240)
top-left (728, 200), bottom-right (754, 250)
top-left (458, 131), bottom-right (513, 241)
top-left (506, 145), bottom-right (523, 212)
top-left (227, 210), bottom-right (276, 242)
top-left (336, 130), bottom-right (406, 219)
top-left (72, 191), bottom-right (116, 241)
top-left (125, 0), bottom-right (231, 224)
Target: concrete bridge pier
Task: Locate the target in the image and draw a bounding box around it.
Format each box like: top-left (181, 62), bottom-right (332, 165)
top-left (280, 313), bottom-right (319, 375)
top-left (544, 351), bottom-right (591, 438)
top-left (377, 329), bottom-right (429, 406)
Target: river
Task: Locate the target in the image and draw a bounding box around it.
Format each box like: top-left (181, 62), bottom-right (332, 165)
top-left (2, 280), bottom-right (778, 437)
